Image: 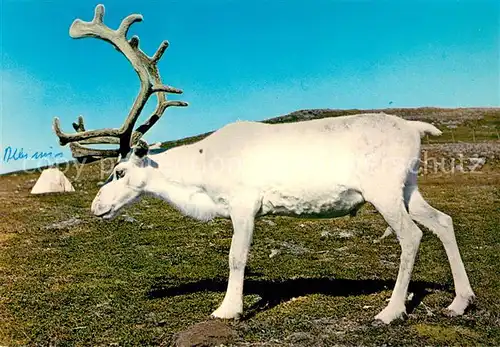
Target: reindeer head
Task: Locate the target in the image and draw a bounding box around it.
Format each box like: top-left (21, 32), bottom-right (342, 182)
top-left (91, 141), bottom-right (159, 219)
top-left (52, 5), bottom-right (188, 217)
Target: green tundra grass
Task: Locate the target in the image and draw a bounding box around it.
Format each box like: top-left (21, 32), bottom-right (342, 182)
top-left (1, 108), bottom-right (499, 346)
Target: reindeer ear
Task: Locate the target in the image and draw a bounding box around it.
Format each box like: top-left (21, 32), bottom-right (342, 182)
top-left (132, 139), bottom-right (149, 158)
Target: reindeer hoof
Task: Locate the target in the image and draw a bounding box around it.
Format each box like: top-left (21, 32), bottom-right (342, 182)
top-left (444, 294), bottom-right (475, 317)
top-left (374, 306), bottom-right (407, 325)
top-left (210, 308), bottom-right (241, 320)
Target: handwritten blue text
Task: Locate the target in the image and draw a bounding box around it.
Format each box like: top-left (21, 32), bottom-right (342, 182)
top-left (2, 146), bottom-right (64, 163)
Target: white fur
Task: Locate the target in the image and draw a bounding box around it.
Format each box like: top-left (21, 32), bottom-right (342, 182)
top-left (91, 113), bottom-right (475, 323)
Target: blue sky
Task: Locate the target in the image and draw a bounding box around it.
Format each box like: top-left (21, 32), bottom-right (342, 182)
top-left (1, 0), bottom-right (499, 173)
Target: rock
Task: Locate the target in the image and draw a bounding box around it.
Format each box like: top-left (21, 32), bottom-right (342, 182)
top-left (31, 168), bottom-right (75, 194)
top-left (269, 249), bottom-right (280, 258)
top-left (122, 215), bottom-right (138, 223)
top-left (338, 231), bottom-right (353, 238)
top-left (171, 320), bottom-right (238, 347)
top-left (44, 217), bottom-right (82, 230)
top-left (421, 302), bottom-right (434, 316)
top-left (261, 219), bottom-right (276, 226)
top-left (320, 230), bottom-right (331, 238)
top-left (280, 241), bottom-right (309, 255)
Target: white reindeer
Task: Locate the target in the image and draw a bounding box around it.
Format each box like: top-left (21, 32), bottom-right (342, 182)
top-left (53, 5), bottom-right (474, 324)
top-left (91, 113), bottom-right (475, 324)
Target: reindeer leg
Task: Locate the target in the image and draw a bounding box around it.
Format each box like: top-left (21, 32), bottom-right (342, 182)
top-left (211, 194), bottom-right (261, 319)
top-left (370, 196), bottom-right (423, 324)
top-left (406, 188), bottom-right (475, 315)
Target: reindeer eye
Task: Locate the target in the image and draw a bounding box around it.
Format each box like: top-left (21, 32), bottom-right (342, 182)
top-left (115, 169), bottom-right (126, 179)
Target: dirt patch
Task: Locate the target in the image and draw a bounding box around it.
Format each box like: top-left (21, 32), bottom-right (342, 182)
top-left (170, 320), bottom-right (238, 347)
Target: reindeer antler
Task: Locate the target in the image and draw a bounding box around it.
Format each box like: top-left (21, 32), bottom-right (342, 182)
top-left (53, 4), bottom-right (188, 162)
